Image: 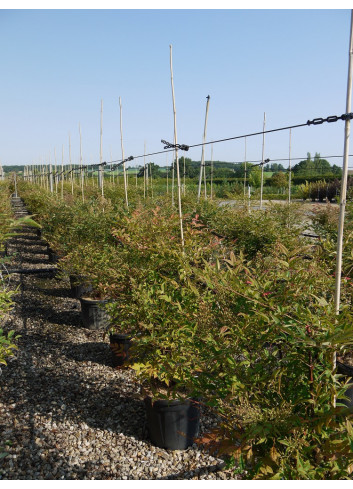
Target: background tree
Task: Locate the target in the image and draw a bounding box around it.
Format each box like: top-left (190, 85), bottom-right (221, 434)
top-left (292, 152), bottom-right (331, 176)
top-left (270, 171), bottom-right (288, 191)
top-left (248, 165), bottom-right (262, 188)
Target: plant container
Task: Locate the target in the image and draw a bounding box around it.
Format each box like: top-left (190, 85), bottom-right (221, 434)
top-left (337, 361), bottom-right (353, 411)
top-left (69, 275), bottom-right (93, 299)
top-left (109, 333), bottom-right (132, 367)
top-left (47, 247), bottom-right (59, 264)
top-left (144, 397), bottom-right (200, 450)
top-left (79, 297), bottom-right (110, 330)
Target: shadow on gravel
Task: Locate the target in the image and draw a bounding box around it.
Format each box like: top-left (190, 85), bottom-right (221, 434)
top-left (8, 237), bottom-right (46, 247)
top-left (7, 366), bottom-right (146, 438)
top-left (20, 256), bottom-right (50, 265)
top-left (36, 286), bottom-right (72, 299)
top-left (16, 249), bottom-right (49, 256)
top-left (64, 341), bottom-right (112, 368)
top-left (21, 294), bottom-right (82, 327)
top-left (1, 365), bottom-right (147, 479)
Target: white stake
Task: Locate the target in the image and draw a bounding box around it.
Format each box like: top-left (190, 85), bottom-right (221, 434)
top-left (170, 44), bottom-right (184, 250)
top-left (260, 112), bottom-right (266, 210)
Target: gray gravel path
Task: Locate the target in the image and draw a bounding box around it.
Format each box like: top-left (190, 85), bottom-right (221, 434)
top-left (0, 199), bottom-right (238, 480)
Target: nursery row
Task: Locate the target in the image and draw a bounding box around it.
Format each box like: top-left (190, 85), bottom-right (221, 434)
top-left (11, 178), bottom-right (353, 479)
top-left (0, 184), bottom-right (20, 368)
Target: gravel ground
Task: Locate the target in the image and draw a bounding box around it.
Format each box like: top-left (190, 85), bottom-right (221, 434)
top-left (0, 198), bottom-right (239, 480)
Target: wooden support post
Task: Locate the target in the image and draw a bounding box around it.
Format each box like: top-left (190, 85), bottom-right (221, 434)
top-left (61, 144), bottom-right (64, 199)
top-left (99, 99), bottom-right (104, 196)
top-left (119, 96), bottom-right (128, 208)
top-left (170, 44), bottom-right (184, 250)
top-left (288, 129), bottom-right (292, 204)
top-left (260, 112), bottom-right (266, 210)
top-left (334, 10), bottom-right (353, 316)
top-left (197, 95), bottom-right (211, 202)
top-left (79, 122), bottom-right (84, 202)
top-left (244, 137), bottom-right (247, 205)
top-left (210, 145), bottom-right (214, 200)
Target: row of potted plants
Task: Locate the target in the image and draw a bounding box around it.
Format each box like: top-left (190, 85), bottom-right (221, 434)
top-left (16, 179), bottom-right (353, 478)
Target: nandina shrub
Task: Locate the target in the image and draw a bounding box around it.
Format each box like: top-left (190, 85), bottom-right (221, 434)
top-left (194, 200), bottom-right (305, 259)
top-left (188, 245), bottom-right (353, 479)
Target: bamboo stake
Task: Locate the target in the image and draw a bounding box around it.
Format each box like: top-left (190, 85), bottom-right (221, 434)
top-left (119, 96), bottom-right (129, 208)
top-left (150, 161), bottom-right (153, 198)
top-left (54, 147), bottom-right (58, 194)
top-left (333, 10), bottom-right (353, 409)
top-left (69, 133), bottom-right (73, 195)
top-left (197, 95), bottom-right (211, 202)
top-left (79, 122), bottom-right (84, 202)
top-left (210, 145), bottom-right (214, 200)
top-left (170, 44), bottom-right (184, 250)
top-left (145, 142), bottom-right (149, 195)
top-left (99, 99), bottom-right (104, 196)
top-left (203, 156), bottom-right (207, 200)
top-left (260, 112), bottom-right (266, 210)
top-left (334, 10), bottom-right (353, 316)
top-left (110, 149), bottom-right (113, 184)
top-left (61, 144), bottom-right (64, 199)
top-left (143, 142), bottom-right (146, 199)
top-left (49, 155), bottom-right (53, 194)
top-left (244, 137), bottom-right (247, 204)
top-left (183, 156), bottom-right (186, 196)
top-left (166, 153), bottom-right (169, 194)
top-left (288, 129), bottom-right (292, 204)
top-left (171, 152), bottom-right (175, 206)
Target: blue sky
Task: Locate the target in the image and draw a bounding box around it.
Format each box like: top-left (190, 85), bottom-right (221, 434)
top-left (0, 8), bottom-right (352, 170)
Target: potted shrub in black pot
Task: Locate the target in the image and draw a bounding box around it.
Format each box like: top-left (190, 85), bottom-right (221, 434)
top-left (106, 327), bottom-right (132, 368)
top-left (126, 280), bottom-right (204, 451)
top-left (61, 242), bottom-right (126, 331)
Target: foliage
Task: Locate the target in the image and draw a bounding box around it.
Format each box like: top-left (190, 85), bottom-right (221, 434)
top-left (16, 177), bottom-right (353, 479)
top-left (270, 171), bottom-right (288, 189)
top-left (0, 329), bottom-right (19, 366)
top-left (190, 245), bottom-right (353, 479)
top-left (293, 152), bottom-right (333, 176)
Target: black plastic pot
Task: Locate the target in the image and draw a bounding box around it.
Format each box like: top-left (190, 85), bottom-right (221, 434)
top-left (144, 397), bottom-right (200, 450)
top-left (70, 275), bottom-right (93, 299)
top-left (109, 333), bottom-right (132, 367)
top-left (337, 361), bottom-right (353, 411)
top-left (79, 297), bottom-right (110, 330)
top-left (47, 247), bottom-right (59, 264)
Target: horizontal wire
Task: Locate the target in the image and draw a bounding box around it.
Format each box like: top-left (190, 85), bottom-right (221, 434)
top-left (24, 114), bottom-right (346, 173)
top-left (23, 115), bottom-right (352, 176)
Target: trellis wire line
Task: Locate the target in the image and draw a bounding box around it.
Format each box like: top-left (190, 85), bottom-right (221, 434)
top-left (23, 112), bottom-right (353, 177)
